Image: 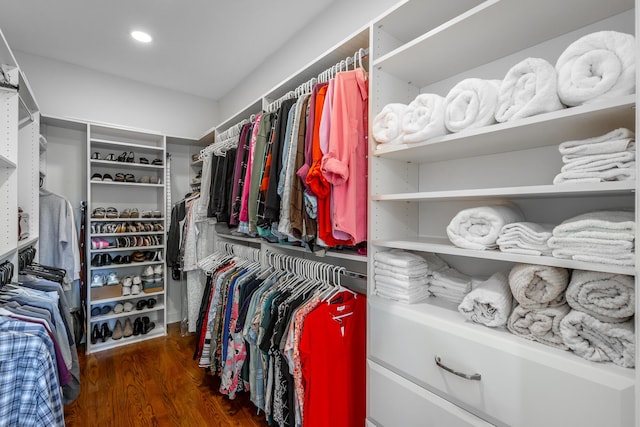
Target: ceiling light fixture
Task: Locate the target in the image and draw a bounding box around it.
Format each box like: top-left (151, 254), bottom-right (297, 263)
top-left (131, 30), bottom-right (152, 43)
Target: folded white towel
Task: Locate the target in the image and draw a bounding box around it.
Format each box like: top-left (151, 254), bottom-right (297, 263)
top-left (560, 310), bottom-right (635, 368)
top-left (458, 271), bottom-right (513, 327)
top-left (444, 78), bottom-right (501, 133)
top-left (553, 166), bottom-right (635, 184)
top-left (423, 252), bottom-right (450, 273)
top-left (508, 263), bottom-right (569, 308)
top-left (507, 303), bottom-right (571, 350)
top-left (497, 222), bottom-right (554, 256)
top-left (566, 270), bottom-right (635, 323)
top-left (374, 261), bottom-right (429, 277)
top-left (552, 210), bottom-right (635, 237)
top-left (495, 57), bottom-right (565, 122)
top-left (430, 267), bottom-right (474, 292)
top-left (547, 236), bottom-right (634, 253)
top-left (447, 204), bottom-right (525, 250)
top-left (552, 250), bottom-right (636, 267)
top-left (559, 128), bottom-right (635, 157)
top-left (561, 152), bottom-right (635, 173)
top-left (375, 274), bottom-right (430, 289)
top-left (374, 249), bottom-right (428, 268)
top-left (372, 103), bottom-right (408, 145)
top-left (401, 93), bottom-right (447, 144)
top-left (556, 31), bottom-right (636, 106)
top-left (377, 284), bottom-right (431, 304)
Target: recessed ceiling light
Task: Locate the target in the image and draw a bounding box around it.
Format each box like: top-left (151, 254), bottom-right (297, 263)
top-left (131, 30), bottom-right (152, 43)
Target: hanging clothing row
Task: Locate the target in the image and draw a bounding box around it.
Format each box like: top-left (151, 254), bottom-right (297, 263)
top-left (0, 254), bottom-right (81, 426)
top-left (193, 242), bottom-right (366, 427)
top-left (193, 49), bottom-right (368, 254)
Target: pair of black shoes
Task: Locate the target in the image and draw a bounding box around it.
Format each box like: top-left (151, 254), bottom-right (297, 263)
top-left (133, 316), bottom-right (155, 336)
top-left (91, 253), bottom-right (113, 267)
top-left (90, 323), bottom-right (112, 344)
top-left (136, 298), bottom-right (156, 311)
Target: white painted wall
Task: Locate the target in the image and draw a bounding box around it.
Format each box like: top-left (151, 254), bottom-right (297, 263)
top-left (217, 0), bottom-right (398, 122)
top-left (15, 51), bottom-right (219, 140)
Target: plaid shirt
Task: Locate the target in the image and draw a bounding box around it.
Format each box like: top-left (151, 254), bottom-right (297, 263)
top-left (0, 330), bottom-right (65, 427)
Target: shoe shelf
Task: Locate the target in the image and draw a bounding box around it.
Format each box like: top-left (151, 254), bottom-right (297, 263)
top-left (89, 325), bottom-right (166, 353)
top-left (89, 303), bottom-right (165, 323)
top-left (86, 123), bottom-right (167, 354)
top-left (90, 288), bottom-right (164, 305)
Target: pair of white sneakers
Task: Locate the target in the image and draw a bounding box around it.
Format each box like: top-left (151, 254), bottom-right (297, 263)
top-left (122, 275), bottom-right (142, 296)
top-left (142, 264), bottom-right (163, 279)
top-left (91, 272), bottom-right (120, 287)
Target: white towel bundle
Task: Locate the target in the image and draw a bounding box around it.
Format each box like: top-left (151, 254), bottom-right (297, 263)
top-left (429, 267), bottom-right (474, 304)
top-left (508, 263), bottom-right (570, 308)
top-left (444, 78), bottom-right (501, 133)
top-left (374, 249), bottom-right (430, 303)
top-left (401, 93), bottom-right (447, 144)
top-left (560, 309), bottom-right (635, 368)
top-left (496, 222), bottom-right (554, 256)
top-left (458, 271), bottom-right (513, 327)
top-left (547, 210), bottom-right (635, 266)
top-left (446, 204), bottom-right (525, 250)
top-left (566, 270), bottom-right (635, 323)
top-left (556, 31), bottom-right (636, 107)
top-left (554, 128), bottom-right (636, 184)
top-left (507, 303), bottom-right (571, 350)
top-left (372, 103), bottom-right (408, 145)
top-left (495, 57), bottom-right (565, 122)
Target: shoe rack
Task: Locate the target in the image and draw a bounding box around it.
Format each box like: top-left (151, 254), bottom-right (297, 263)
top-left (86, 123), bottom-right (167, 353)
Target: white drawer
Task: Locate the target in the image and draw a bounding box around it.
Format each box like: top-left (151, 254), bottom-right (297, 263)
top-left (368, 360), bottom-right (494, 427)
top-left (369, 298), bottom-right (635, 427)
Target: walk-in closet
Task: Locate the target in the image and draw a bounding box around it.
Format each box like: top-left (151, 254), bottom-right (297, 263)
top-left (0, 0), bottom-right (637, 426)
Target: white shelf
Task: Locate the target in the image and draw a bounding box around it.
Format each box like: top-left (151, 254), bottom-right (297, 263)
top-left (215, 231), bottom-right (262, 244)
top-left (90, 159), bottom-right (164, 170)
top-left (372, 236), bottom-right (635, 276)
top-left (90, 288), bottom-right (164, 305)
top-left (263, 240), bottom-right (366, 262)
top-left (90, 181), bottom-right (164, 188)
top-left (90, 137), bottom-right (164, 152)
top-left (90, 217), bottom-right (164, 222)
top-left (372, 181), bottom-right (636, 202)
top-left (372, 96), bottom-right (635, 163)
top-left (373, 0), bottom-right (633, 89)
top-left (17, 236), bottom-right (38, 250)
top-left (91, 231), bottom-right (164, 237)
top-left (89, 245), bottom-right (164, 253)
top-left (87, 325), bottom-right (166, 352)
top-left (90, 303), bottom-right (165, 323)
top-left (0, 154), bottom-right (16, 168)
top-left (90, 260), bottom-right (164, 271)
top-left (0, 247), bottom-right (15, 260)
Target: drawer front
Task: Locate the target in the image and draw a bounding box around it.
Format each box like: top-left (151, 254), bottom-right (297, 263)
top-left (369, 301), bottom-right (634, 427)
top-left (368, 361), bottom-right (494, 427)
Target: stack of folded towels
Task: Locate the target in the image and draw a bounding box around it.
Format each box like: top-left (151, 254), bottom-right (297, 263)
top-left (428, 257), bottom-right (474, 305)
top-left (496, 222), bottom-right (554, 256)
top-left (447, 204), bottom-right (525, 250)
top-left (560, 270), bottom-right (635, 368)
top-left (507, 263), bottom-right (571, 350)
top-left (547, 210), bottom-right (635, 267)
top-left (373, 249), bottom-right (430, 303)
top-left (553, 128), bottom-right (635, 184)
top-left (458, 271), bottom-right (512, 328)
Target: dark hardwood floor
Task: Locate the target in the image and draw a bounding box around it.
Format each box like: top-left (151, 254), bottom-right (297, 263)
top-left (64, 322), bottom-right (269, 427)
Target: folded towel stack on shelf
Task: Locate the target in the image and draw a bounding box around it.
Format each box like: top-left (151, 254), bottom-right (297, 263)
top-left (556, 30), bottom-right (636, 107)
top-left (506, 263), bottom-right (571, 350)
top-left (446, 204), bottom-right (525, 250)
top-left (458, 271), bottom-right (512, 327)
top-left (496, 222), bottom-right (554, 256)
top-left (495, 57), bottom-right (565, 122)
top-left (428, 265), bottom-right (474, 305)
top-left (547, 210), bottom-right (635, 266)
top-left (373, 249), bottom-right (431, 303)
top-left (553, 128), bottom-right (636, 184)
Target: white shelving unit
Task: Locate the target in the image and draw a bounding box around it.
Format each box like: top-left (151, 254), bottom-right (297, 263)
top-left (368, 1), bottom-right (637, 426)
top-left (86, 124), bottom-right (168, 353)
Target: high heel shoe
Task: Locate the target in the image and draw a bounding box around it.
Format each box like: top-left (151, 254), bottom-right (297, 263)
top-left (91, 324), bottom-right (101, 345)
top-left (100, 323), bottom-right (112, 342)
top-left (112, 320), bottom-right (123, 340)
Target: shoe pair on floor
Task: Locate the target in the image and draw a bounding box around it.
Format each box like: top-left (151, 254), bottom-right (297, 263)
top-left (111, 316), bottom-right (155, 339)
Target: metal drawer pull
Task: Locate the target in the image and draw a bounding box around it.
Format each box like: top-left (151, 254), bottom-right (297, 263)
top-left (435, 356), bottom-right (481, 381)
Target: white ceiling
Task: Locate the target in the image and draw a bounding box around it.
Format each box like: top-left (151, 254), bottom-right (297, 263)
top-left (0, 0), bottom-right (337, 101)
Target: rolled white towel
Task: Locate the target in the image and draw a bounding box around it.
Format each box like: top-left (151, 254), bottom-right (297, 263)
top-left (444, 78), bottom-right (501, 133)
top-left (496, 222), bottom-right (554, 256)
top-left (559, 128), bottom-right (635, 157)
top-left (372, 103), bottom-right (408, 145)
top-left (553, 166), bottom-right (635, 184)
top-left (401, 93), bottom-right (447, 143)
top-left (560, 309), bottom-right (635, 368)
top-left (458, 271), bottom-right (513, 328)
top-left (446, 204), bottom-right (525, 250)
top-left (495, 57), bottom-right (565, 122)
top-left (566, 270), bottom-right (635, 323)
top-left (507, 303), bottom-right (571, 350)
top-left (508, 263), bottom-right (569, 308)
top-left (551, 210), bottom-right (635, 239)
top-left (374, 249), bottom-right (428, 268)
top-left (556, 31), bottom-right (636, 106)
top-left (561, 151), bottom-right (635, 172)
